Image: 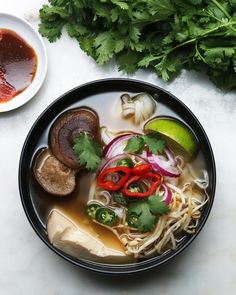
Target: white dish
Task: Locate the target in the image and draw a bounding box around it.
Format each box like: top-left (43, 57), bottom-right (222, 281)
top-left (0, 13), bottom-right (47, 112)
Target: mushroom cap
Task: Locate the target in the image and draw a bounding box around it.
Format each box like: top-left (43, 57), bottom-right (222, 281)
top-left (33, 148), bottom-right (76, 196)
top-left (50, 107), bottom-right (99, 169)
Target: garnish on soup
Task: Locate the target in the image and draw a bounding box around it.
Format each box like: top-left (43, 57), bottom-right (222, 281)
top-left (73, 133), bottom-right (103, 171)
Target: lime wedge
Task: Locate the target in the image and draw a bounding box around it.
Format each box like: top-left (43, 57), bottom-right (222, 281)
top-left (144, 116), bottom-right (198, 158)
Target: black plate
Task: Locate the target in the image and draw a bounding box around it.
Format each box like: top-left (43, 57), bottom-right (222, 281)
top-left (19, 78), bottom-right (216, 275)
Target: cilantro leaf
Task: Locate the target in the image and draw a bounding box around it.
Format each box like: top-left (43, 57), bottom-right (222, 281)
top-left (39, 5), bottom-right (66, 42)
top-left (143, 133), bottom-right (165, 155)
top-left (128, 201), bottom-right (157, 232)
top-left (127, 195), bottom-right (169, 232)
top-left (116, 50), bottom-right (141, 74)
top-left (111, 0), bottom-right (129, 10)
top-left (124, 136), bottom-right (145, 154)
top-left (147, 0), bottom-right (175, 18)
top-left (147, 195), bottom-right (170, 215)
top-left (77, 35), bottom-right (96, 57)
top-left (73, 133), bottom-right (103, 171)
top-left (124, 133), bottom-right (165, 154)
top-left (94, 32), bottom-right (116, 65)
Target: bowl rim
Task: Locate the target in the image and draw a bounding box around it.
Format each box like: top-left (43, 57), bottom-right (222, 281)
top-left (0, 12), bottom-right (47, 112)
top-left (18, 78), bottom-right (216, 275)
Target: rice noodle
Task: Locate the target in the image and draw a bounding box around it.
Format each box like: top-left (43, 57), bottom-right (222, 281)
top-left (176, 155), bottom-right (185, 170)
top-left (96, 190), bottom-right (111, 206)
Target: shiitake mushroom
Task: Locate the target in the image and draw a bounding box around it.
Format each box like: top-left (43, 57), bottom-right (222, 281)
top-left (50, 107), bottom-right (100, 169)
top-left (33, 148), bottom-right (76, 196)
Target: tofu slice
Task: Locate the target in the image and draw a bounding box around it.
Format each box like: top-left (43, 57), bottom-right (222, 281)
top-left (47, 209), bottom-right (127, 262)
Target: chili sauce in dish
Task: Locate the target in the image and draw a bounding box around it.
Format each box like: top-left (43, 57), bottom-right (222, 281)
top-left (0, 28), bottom-right (37, 104)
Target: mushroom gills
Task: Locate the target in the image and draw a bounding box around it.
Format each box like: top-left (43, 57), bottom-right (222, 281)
top-left (33, 148), bottom-right (76, 196)
top-left (50, 107), bottom-right (100, 169)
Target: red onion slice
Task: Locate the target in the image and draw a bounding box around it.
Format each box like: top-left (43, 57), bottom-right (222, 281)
top-left (103, 133), bottom-right (140, 158)
top-left (100, 153), bottom-right (148, 173)
top-left (147, 151), bottom-right (180, 178)
top-left (164, 147), bottom-right (176, 166)
top-left (162, 183), bottom-right (172, 205)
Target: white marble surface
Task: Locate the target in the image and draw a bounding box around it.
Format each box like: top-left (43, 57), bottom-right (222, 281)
top-left (1, 1), bottom-right (236, 294)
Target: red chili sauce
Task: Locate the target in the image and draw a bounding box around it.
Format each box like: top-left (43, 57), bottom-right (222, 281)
top-left (0, 28), bottom-right (37, 104)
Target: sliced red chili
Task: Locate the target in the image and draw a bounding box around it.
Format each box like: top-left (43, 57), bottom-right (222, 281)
top-left (97, 166), bottom-right (131, 191)
top-left (121, 173), bottom-right (162, 198)
top-left (132, 163), bottom-right (151, 175)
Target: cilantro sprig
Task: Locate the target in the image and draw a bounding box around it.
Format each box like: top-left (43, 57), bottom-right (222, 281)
top-left (127, 195), bottom-right (169, 232)
top-left (39, 0), bottom-right (236, 89)
top-left (124, 133), bottom-right (165, 155)
top-left (73, 133), bottom-right (103, 171)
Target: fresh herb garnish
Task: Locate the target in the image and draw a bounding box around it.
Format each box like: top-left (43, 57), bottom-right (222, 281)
top-left (127, 201), bottom-right (157, 233)
top-left (143, 134), bottom-right (165, 155)
top-left (124, 136), bottom-right (145, 154)
top-left (127, 195), bottom-right (169, 232)
top-left (39, 0), bottom-right (236, 89)
top-left (147, 195), bottom-right (170, 216)
top-left (73, 133), bottom-right (102, 171)
top-left (124, 133), bottom-right (165, 155)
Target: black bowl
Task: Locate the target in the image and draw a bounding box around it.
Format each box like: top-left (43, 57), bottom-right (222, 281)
top-left (19, 78), bottom-right (216, 275)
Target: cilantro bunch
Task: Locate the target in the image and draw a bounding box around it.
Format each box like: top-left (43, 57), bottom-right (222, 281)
top-left (39, 0), bottom-right (236, 89)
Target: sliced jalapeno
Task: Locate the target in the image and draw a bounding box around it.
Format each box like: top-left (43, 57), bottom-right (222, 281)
top-left (86, 203), bottom-right (101, 220)
top-left (95, 207), bottom-right (118, 227)
top-left (126, 212), bottom-right (139, 228)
